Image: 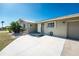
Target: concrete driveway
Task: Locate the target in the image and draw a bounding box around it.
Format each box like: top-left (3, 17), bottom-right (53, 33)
top-left (61, 39), bottom-right (79, 56)
top-left (0, 35), bottom-right (66, 56)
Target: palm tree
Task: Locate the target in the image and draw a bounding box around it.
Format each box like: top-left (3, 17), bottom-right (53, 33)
top-left (1, 21), bottom-right (4, 29)
top-left (10, 21), bottom-right (22, 33)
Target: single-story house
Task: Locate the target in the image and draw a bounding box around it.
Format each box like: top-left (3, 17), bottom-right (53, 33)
top-left (18, 19), bottom-right (37, 33)
top-left (18, 13), bottom-right (79, 39)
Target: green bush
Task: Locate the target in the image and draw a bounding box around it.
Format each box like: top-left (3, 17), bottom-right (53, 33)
top-left (10, 21), bottom-right (22, 33)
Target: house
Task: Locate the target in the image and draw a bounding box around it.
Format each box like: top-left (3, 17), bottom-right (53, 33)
top-left (18, 13), bottom-right (79, 39)
top-left (18, 19), bottom-right (37, 33)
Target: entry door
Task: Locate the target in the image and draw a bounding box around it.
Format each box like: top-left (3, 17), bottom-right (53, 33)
top-left (67, 21), bottom-right (79, 39)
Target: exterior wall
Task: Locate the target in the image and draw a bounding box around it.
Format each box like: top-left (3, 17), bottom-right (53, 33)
top-left (42, 20), bottom-right (67, 38)
top-left (18, 20), bottom-right (28, 29)
top-left (37, 23), bottom-right (41, 32)
top-left (53, 21), bottom-right (67, 38)
top-left (42, 18), bottom-right (79, 38)
top-left (19, 21), bottom-right (30, 33)
top-left (43, 21), bottom-right (54, 35)
top-left (53, 18), bottom-right (79, 38)
top-left (29, 24), bottom-right (37, 33)
top-left (18, 20), bottom-right (37, 33)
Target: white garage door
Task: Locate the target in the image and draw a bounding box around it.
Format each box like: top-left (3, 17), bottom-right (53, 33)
top-left (68, 21), bottom-right (79, 39)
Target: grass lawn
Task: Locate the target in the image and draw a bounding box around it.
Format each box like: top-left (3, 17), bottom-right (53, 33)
top-left (0, 31), bottom-right (15, 51)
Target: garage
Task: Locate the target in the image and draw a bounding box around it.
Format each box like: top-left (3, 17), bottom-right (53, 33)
top-left (67, 21), bottom-right (79, 39)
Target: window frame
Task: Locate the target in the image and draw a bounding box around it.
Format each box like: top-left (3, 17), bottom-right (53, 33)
top-left (47, 22), bottom-right (54, 28)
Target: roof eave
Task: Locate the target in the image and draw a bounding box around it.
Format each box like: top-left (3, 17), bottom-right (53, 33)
top-left (39, 13), bottom-right (79, 23)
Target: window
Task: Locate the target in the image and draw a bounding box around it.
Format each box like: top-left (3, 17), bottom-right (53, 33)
top-left (48, 23), bottom-right (54, 27)
top-left (30, 24), bottom-right (32, 27)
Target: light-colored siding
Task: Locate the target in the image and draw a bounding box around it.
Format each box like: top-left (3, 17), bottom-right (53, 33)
top-left (18, 20), bottom-right (28, 29)
top-left (37, 23), bottom-right (41, 32)
top-left (42, 18), bottom-right (79, 38)
top-left (43, 20), bottom-right (67, 38)
top-left (18, 20), bottom-right (37, 33)
top-left (43, 21), bottom-right (54, 35)
top-left (53, 21), bottom-right (67, 38)
top-left (29, 24), bottom-right (37, 33)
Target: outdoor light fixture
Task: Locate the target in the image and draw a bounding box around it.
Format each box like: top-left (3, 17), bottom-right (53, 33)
top-left (62, 21), bottom-right (65, 23)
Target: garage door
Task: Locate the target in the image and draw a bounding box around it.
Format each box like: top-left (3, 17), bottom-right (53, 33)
top-left (68, 21), bottom-right (79, 39)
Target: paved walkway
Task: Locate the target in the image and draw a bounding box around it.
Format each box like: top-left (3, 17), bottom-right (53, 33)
top-left (0, 35), bottom-right (65, 56)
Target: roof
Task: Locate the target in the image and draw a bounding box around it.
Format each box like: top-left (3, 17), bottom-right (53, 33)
top-left (39, 13), bottom-right (79, 23)
top-left (18, 13), bottom-right (79, 24)
top-left (18, 18), bottom-right (36, 23)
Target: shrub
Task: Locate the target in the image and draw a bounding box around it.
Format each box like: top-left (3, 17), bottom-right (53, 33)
top-left (10, 21), bottom-right (22, 33)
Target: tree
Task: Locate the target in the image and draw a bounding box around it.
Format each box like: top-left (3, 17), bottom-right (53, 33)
top-left (10, 21), bottom-right (22, 33)
top-left (1, 21), bottom-right (4, 29)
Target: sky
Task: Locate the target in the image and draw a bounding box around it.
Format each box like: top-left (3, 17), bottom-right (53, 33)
top-left (0, 3), bottom-right (79, 27)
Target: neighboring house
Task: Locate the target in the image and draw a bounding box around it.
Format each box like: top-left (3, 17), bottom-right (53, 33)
top-left (18, 13), bottom-right (79, 39)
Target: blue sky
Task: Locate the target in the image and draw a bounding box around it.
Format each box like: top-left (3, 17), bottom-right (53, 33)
top-left (0, 3), bottom-right (79, 27)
